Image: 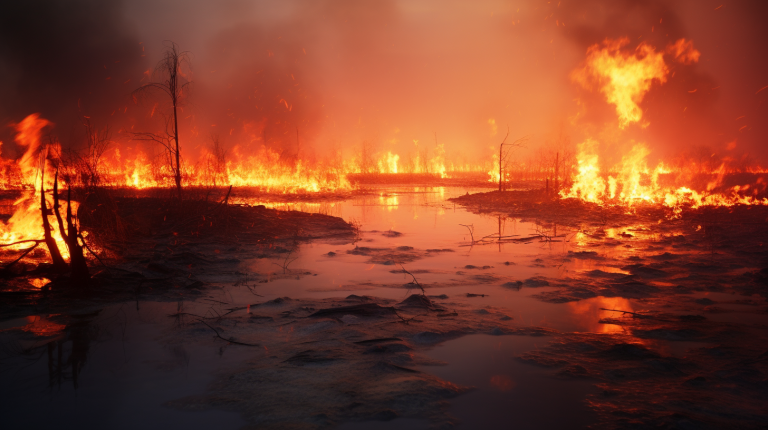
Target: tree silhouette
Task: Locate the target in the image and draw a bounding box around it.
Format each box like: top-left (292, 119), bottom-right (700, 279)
top-left (133, 42), bottom-right (191, 199)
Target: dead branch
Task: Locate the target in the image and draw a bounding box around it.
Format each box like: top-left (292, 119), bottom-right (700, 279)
top-left (0, 239), bottom-right (44, 248)
top-left (40, 157), bottom-right (67, 270)
top-left (600, 308), bottom-right (653, 319)
top-left (459, 224), bottom-right (475, 243)
top-left (196, 318), bottom-right (259, 346)
top-left (393, 310), bottom-right (426, 325)
top-left (2, 242), bottom-right (40, 271)
top-left (66, 187), bottom-right (90, 283)
top-left (78, 233), bottom-right (108, 268)
top-left (398, 264), bottom-right (425, 295)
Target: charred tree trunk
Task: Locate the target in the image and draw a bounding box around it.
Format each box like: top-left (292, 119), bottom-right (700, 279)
top-left (132, 43), bottom-right (190, 201)
top-left (52, 171), bottom-right (68, 252)
top-left (555, 152), bottom-right (559, 194)
top-left (498, 141), bottom-right (504, 192)
top-left (65, 187), bottom-right (90, 284)
top-left (40, 164), bottom-right (67, 270)
top-left (172, 89), bottom-right (182, 201)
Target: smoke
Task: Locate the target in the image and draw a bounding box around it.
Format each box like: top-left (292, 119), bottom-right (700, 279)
top-left (0, 0), bottom-right (146, 155)
top-left (551, 0), bottom-right (768, 166)
top-left (1, 0), bottom-right (766, 167)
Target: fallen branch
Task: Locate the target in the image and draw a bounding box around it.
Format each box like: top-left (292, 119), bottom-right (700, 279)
top-left (600, 308), bottom-right (653, 319)
top-left (196, 318), bottom-right (259, 346)
top-left (459, 224), bottom-right (475, 243)
top-left (393, 310), bottom-right (426, 325)
top-left (0, 239), bottom-right (44, 248)
top-left (399, 264), bottom-right (425, 295)
top-left (2, 242), bottom-right (40, 271)
top-left (78, 233), bottom-right (109, 268)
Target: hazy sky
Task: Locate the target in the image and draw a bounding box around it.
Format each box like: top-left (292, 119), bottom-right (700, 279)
top-left (1, 0), bottom-right (766, 166)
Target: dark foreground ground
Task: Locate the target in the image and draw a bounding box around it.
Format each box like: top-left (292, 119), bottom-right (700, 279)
top-left (449, 190), bottom-right (768, 429)
top-left (1, 188), bottom-right (767, 429)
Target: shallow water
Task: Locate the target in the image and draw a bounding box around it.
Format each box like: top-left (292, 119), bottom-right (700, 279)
top-left (3, 185), bottom-right (738, 429)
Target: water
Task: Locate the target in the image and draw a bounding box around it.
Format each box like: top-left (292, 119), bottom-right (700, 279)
top-left (1, 186), bottom-right (659, 429)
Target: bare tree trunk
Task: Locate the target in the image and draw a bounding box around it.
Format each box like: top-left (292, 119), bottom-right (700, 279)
top-left (40, 164), bottom-right (67, 269)
top-left (171, 55), bottom-right (182, 201)
top-left (52, 170), bottom-right (68, 251)
top-left (555, 151), bottom-right (559, 193)
top-left (498, 141), bottom-right (503, 192)
top-left (65, 187), bottom-right (90, 284)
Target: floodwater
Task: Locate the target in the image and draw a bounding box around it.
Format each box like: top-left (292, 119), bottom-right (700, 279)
top-left (2, 186), bottom-right (734, 429)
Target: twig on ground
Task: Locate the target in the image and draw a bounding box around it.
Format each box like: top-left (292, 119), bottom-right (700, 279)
top-left (0, 239), bottom-right (44, 248)
top-left (2, 243), bottom-right (40, 271)
top-left (399, 264), bottom-right (425, 295)
top-left (393, 310), bottom-right (426, 325)
top-left (459, 224), bottom-right (475, 243)
top-left (78, 233), bottom-right (109, 267)
top-left (196, 318), bottom-right (259, 346)
top-left (600, 308), bottom-right (653, 318)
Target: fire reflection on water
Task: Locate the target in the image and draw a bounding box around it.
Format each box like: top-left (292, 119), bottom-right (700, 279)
top-left (22, 315), bottom-right (66, 337)
top-left (567, 297), bottom-right (634, 334)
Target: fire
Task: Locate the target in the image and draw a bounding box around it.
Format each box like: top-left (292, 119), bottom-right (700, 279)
top-left (88, 142), bottom-right (459, 191)
top-left (564, 139), bottom-right (605, 203)
top-left (561, 37), bottom-right (766, 212)
top-left (377, 152), bottom-right (400, 174)
top-left (0, 114), bottom-right (74, 258)
top-left (572, 38), bottom-right (671, 128)
top-left (561, 140), bottom-right (768, 212)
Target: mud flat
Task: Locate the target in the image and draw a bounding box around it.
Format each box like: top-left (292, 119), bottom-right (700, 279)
top-left (2, 187), bottom-right (767, 429)
top-left (449, 190), bottom-right (768, 429)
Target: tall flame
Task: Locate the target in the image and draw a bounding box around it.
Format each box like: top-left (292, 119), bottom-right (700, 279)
top-left (572, 38), bottom-right (670, 128)
top-left (0, 114), bottom-right (73, 258)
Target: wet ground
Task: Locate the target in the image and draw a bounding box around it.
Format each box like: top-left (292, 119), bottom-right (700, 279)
top-left (1, 185), bottom-right (767, 429)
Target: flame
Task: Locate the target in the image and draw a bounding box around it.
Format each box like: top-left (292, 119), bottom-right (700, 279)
top-left (572, 38), bottom-right (670, 128)
top-left (0, 114), bottom-right (74, 259)
top-left (666, 38), bottom-right (701, 65)
top-left (561, 140), bottom-right (768, 212)
top-left (561, 38), bottom-right (764, 212)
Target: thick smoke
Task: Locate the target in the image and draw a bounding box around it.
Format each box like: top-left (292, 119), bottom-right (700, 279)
top-left (0, 0), bottom-right (146, 155)
top-left (549, 0), bottom-right (768, 166)
top-left (1, 0), bottom-right (766, 167)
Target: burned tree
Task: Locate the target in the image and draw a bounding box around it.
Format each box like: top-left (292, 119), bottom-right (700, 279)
top-left (496, 126), bottom-right (527, 191)
top-left (38, 154), bottom-right (67, 270)
top-left (79, 118), bottom-right (111, 189)
top-left (133, 42), bottom-right (192, 200)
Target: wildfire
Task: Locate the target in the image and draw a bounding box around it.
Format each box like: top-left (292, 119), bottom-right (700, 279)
top-left (0, 115), bottom-right (74, 258)
top-left (560, 37), bottom-right (767, 212)
top-left (560, 141), bottom-right (768, 212)
top-left (572, 38), bottom-right (699, 129)
top-left (572, 38), bottom-right (668, 128)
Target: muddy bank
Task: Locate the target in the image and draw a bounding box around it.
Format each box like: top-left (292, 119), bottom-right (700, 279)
top-left (449, 190), bottom-right (768, 429)
top-left (0, 193), bottom-right (357, 319)
top-left (449, 190), bottom-right (672, 228)
top-left (163, 293), bottom-right (549, 429)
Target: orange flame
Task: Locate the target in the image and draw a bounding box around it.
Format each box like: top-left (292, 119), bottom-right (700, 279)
top-left (572, 38), bottom-right (670, 128)
top-left (0, 114), bottom-right (74, 258)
